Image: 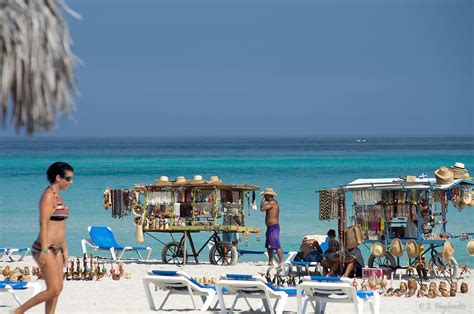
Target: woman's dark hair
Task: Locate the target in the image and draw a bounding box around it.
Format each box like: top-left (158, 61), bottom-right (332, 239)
top-left (47, 162), bottom-right (74, 183)
top-left (327, 229), bottom-right (336, 237)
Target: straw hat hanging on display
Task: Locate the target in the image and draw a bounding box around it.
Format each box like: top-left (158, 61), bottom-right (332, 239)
top-left (370, 242), bottom-right (386, 257)
top-left (155, 176), bottom-right (170, 186)
top-left (406, 240), bottom-right (419, 259)
top-left (132, 204), bottom-right (145, 216)
top-left (175, 176), bottom-right (187, 184)
top-left (390, 238), bottom-right (403, 257)
top-left (467, 240), bottom-right (474, 256)
top-left (451, 162), bottom-right (471, 180)
top-left (461, 188), bottom-right (472, 206)
top-left (442, 241), bottom-right (455, 261)
top-left (190, 175), bottom-right (205, 184)
top-left (434, 166), bottom-right (454, 185)
top-left (208, 176), bottom-right (223, 184)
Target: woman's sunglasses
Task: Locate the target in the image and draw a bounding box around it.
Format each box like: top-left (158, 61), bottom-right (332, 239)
top-left (63, 176), bottom-right (73, 182)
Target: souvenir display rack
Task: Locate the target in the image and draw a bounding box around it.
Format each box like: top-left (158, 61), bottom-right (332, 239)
top-left (319, 176), bottom-right (473, 279)
top-left (104, 177), bottom-right (260, 265)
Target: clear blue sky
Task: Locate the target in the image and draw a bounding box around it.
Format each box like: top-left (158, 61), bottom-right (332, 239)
top-left (3, 0), bottom-right (473, 137)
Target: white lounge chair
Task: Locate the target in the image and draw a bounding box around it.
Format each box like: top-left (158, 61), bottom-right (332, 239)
top-left (216, 274), bottom-right (295, 314)
top-left (0, 247), bottom-right (30, 262)
top-left (142, 270), bottom-right (217, 312)
top-left (296, 276), bottom-right (380, 314)
top-left (81, 226), bottom-right (152, 260)
top-left (284, 235), bottom-right (329, 277)
top-left (0, 280), bottom-right (42, 305)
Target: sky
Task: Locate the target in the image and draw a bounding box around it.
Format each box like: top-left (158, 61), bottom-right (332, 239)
top-left (1, 0), bottom-right (473, 137)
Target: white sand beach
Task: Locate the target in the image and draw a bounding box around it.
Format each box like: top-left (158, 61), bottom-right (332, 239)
top-left (1, 257), bottom-right (473, 314)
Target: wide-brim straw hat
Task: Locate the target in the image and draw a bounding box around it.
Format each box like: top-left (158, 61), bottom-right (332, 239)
top-left (434, 166), bottom-right (454, 185)
top-left (442, 241), bottom-right (455, 260)
top-left (371, 242), bottom-right (386, 257)
top-left (260, 187), bottom-right (277, 196)
top-left (390, 238), bottom-right (403, 257)
top-left (190, 175), bottom-right (205, 184)
top-left (155, 176), bottom-right (171, 185)
top-left (467, 239), bottom-right (474, 256)
top-left (174, 176), bottom-right (187, 184)
top-left (406, 240), bottom-right (419, 258)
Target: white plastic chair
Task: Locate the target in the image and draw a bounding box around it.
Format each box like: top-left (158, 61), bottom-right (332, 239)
top-left (0, 281), bottom-right (42, 305)
top-left (216, 274), bottom-right (295, 314)
top-left (0, 247), bottom-right (30, 262)
top-left (142, 270), bottom-right (217, 312)
top-left (296, 276), bottom-right (380, 314)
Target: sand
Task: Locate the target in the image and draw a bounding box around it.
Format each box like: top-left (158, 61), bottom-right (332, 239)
top-left (1, 256), bottom-right (473, 313)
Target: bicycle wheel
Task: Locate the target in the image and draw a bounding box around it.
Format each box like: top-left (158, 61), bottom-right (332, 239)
top-left (428, 248), bottom-right (458, 280)
top-left (368, 251), bottom-right (397, 270)
top-left (161, 241), bottom-right (187, 264)
top-left (209, 241), bottom-right (236, 265)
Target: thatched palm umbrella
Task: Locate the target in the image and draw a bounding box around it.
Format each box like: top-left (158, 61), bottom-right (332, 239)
top-left (0, 0), bottom-right (80, 135)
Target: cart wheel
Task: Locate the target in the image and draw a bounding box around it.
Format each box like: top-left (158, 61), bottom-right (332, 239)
top-left (209, 241), bottom-right (236, 266)
top-left (428, 253), bottom-right (458, 280)
top-left (368, 251), bottom-right (397, 270)
top-left (161, 241), bottom-right (187, 264)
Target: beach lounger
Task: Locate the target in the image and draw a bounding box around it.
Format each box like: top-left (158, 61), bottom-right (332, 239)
top-left (0, 247), bottom-right (30, 262)
top-left (285, 235), bottom-right (329, 277)
top-left (296, 276), bottom-right (380, 314)
top-left (142, 270), bottom-right (217, 312)
top-left (216, 274), bottom-right (295, 314)
top-left (0, 281), bottom-right (42, 305)
top-left (81, 226), bottom-right (152, 261)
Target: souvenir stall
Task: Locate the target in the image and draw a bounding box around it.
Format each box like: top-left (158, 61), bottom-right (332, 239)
top-left (104, 175), bottom-right (260, 265)
top-left (319, 163), bottom-right (474, 280)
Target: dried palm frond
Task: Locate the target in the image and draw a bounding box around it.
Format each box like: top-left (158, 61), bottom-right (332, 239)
top-left (0, 0), bottom-right (80, 135)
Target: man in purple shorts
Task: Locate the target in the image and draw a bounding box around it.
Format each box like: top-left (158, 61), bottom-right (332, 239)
top-left (260, 188), bottom-right (284, 266)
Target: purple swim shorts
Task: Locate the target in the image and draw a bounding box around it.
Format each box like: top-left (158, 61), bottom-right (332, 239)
top-left (265, 224), bottom-right (281, 250)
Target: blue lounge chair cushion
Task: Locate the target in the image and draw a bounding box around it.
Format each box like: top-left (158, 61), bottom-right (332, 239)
top-left (151, 270), bottom-right (178, 276)
top-left (237, 249), bottom-right (266, 255)
top-left (309, 276), bottom-right (341, 282)
top-left (266, 283), bottom-right (297, 296)
top-left (356, 290), bottom-right (374, 298)
top-left (89, 226), bottom-right (123, 249)
top-left (225, 274), bottom-right (254, 280)
top-left (0, 281), bottom-right (28, 289)
top-left (130, 246), bottom-right (148, 250)
top-left (292, 261), bottom-right (315, 266)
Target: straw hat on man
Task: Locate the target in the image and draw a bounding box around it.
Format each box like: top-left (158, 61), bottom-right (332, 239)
top-left (371, 242), bottom-right (386, 257)
top-left (434, 166), bottom-right (454, 185)
top-left (390, 238), bottom-right (403, 257)
top-left (260, 188), bottom-right (277, 196)
top-left (406, 240), bottom-right (419, 259)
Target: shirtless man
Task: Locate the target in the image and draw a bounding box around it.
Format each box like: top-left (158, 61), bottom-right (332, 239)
top-left (260, 188), bottom-right (284, 266)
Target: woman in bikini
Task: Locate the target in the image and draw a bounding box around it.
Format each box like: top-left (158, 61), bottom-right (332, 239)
top-left (15, 162), bottom-right (74, 314)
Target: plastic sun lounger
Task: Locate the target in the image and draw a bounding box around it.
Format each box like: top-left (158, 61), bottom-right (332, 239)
top-left (0, 247), bottom-right (31, 262)
top-left (0, 281), bottom-right (42, 305)
top-left (296, 276), bottom-right (380, 314)
top-left (81, 226), bottom-right (152, 261)
top-left (216, 274), bottom-right (296, 314)
top-left (142, 270), bottom-right (217, 312)
top-left (284, 235), bottom-right (330, 277)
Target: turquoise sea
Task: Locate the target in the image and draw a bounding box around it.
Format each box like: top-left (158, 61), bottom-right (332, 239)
top-left (1, 137), bottom-right (473, 265)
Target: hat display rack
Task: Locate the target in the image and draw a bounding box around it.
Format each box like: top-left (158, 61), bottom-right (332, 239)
top-left (317, 162), bottom-right (473, 279)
